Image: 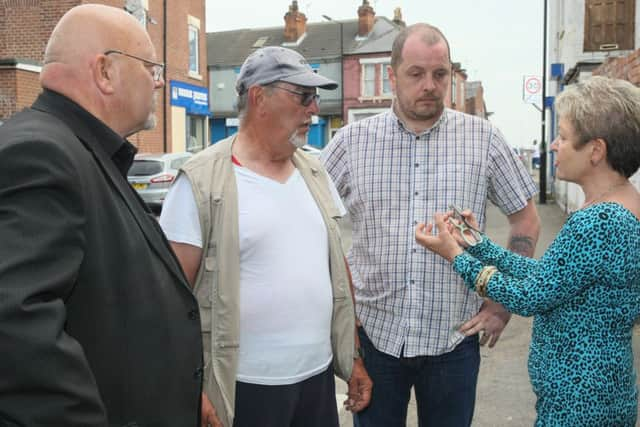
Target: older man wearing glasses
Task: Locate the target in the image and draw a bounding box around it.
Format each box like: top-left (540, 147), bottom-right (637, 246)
top-left (159, 46), bottom-right (372, 427)
top-left (0, 4), bottom-right (203, 426)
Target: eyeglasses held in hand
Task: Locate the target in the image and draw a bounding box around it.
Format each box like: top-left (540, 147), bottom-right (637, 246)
top-left (104, 49), bottom-right (165, 82)
top-left (271, 85), bottom-right (320, 107)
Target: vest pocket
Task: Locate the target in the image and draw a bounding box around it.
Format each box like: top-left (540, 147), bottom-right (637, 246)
top-left (196, 256), bottom-right (216, 332)
top-left (204, 255), bottom-right (217, 273)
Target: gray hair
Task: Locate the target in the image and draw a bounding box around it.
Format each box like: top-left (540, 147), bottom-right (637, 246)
top-left (391, 23), bottom-right (451, 71)
top-left (236, 92), bottom-right (249, 123)
top-left (236, 85), bottom-right (275, 125)
top-left (555, 76), bottom-right (640, 178)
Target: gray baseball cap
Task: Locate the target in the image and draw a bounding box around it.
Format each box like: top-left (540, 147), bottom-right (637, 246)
top-left (236, 46), bottom-right (338, 95)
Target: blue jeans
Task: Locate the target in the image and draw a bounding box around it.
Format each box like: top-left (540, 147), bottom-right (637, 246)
top-left (354, 327), bottom-right (480, 427)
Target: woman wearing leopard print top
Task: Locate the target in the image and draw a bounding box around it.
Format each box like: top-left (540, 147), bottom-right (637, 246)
top-left (415, 76), bottom-right (640, 426)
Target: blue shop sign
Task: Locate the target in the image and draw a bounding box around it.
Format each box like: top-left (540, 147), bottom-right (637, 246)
top-left (170, 80), bottom-right (210, 116)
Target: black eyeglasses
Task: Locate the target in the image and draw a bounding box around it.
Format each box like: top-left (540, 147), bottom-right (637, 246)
top-left (104, 49), bottom-right (165, 82)
top-left (270, 85), bottom-right (320, 107)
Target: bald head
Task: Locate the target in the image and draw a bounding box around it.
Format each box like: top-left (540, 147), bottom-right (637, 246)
top-left (45, 4), bottom-right (148, 66)
top-left (40, 4), bottom-right (161, 137)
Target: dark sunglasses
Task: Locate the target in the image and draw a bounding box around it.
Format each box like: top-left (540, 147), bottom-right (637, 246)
top-left (270, 85), bottom-right (320, 107)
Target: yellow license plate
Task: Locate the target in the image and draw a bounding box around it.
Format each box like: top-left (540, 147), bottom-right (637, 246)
top-left (132, 183), bottom-right (148, 190)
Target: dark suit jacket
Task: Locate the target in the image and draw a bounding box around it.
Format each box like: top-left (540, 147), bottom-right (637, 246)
top-left (0, 90), bottom-right (203, 426)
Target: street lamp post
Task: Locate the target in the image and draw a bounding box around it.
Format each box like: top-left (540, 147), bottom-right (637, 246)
top-left (539, 0), bottom-right (548, 204)
top-left (322, 15), bottom-right (344, 125)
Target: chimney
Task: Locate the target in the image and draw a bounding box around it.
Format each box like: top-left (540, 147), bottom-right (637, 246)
top-left (357, 0), bottom-right (375, 37)
top-left (393, 7), bottom-right (405, 27)
top-left (284, 0), bottom-right (307, 42)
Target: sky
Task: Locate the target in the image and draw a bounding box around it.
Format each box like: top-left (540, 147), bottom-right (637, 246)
top-left (205, 0), bottom-right (544, 148)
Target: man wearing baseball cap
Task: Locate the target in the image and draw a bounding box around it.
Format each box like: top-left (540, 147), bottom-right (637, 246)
top-left (160, 46), bottom-right (372, 427)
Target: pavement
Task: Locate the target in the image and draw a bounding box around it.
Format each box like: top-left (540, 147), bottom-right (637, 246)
top-left (336, 200), bottom-right (640, 426)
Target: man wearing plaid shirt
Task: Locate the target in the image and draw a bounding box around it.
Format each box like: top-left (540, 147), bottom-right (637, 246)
top-left (322, 23), bottom-right (541, 427)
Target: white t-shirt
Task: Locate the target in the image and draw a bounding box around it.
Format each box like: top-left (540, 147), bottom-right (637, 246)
top-left (160, 165), bottom-right (346, 385)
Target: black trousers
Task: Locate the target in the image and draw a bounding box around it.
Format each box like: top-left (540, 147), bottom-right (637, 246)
top-left (233, 363), bottom-right (339, 427)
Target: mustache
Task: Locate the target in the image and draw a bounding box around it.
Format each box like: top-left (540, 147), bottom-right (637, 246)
top-left (417, 95), bottom-right (440, 101)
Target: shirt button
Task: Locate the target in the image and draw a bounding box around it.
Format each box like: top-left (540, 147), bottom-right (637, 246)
top-left (416, 136), bottom-right (420, 140)
top-left (413, 220), bottom-right (418, 226)
top-left (414, 191), bottom-right (419, 196)
top-left (188, 309), bottom-right (199, 320)
top-left (414, 163), bottom-right (420, 168)
top-left (410, 280), bottom-right (415, 285)
top-left (412, 248), bottom-right (417, 253)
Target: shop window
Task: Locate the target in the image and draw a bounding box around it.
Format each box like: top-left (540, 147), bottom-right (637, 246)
top-left (186, 115), bottom-right (206, 153)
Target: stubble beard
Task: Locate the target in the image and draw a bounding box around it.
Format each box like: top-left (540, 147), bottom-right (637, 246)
top-left (395, 87), bottom-right (444, 124)
top-left (143, 114), bottom-right (156, 131)
top-left (143, 93), bottom-right (158, 130)
top-left (288, 129), bottom-right (307, 149)
top-left (408, 98), bottom-right (444, 123)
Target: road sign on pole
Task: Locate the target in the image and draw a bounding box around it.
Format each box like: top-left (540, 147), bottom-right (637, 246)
top-left (523, 75), bottom-right (542, 105)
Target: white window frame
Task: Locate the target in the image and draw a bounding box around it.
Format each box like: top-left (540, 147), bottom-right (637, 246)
top-left (188, 16), bottom-right (201, 80)
top-left (381, 61), bottom-right (392, 96)
top-left (358, 57), bottom-right (393, 101)
top-left (362, 64), bottom-right (376, 97)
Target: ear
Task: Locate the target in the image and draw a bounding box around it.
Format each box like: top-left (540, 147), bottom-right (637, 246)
top-left (249, 85), bottom-right (270, 115)
top-left (590, 138), bottom-right (607, 165)
top-left (92, 54), bottom-right (116, 95)
top-left (388, 65), bottom-right (397, 94)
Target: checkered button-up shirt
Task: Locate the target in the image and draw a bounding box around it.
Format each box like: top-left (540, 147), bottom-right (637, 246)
top-left (321, 108), bottom-right (538, 357)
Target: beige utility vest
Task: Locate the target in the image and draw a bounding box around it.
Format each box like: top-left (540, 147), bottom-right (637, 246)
top-left (181, 135), bottom-right (355, 427)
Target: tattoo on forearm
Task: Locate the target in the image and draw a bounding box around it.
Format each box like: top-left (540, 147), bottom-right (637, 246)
top-left (509, 236), bottom-right (535, 257)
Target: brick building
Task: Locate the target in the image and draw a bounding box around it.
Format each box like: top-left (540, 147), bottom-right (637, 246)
top-left (0, 0), bottom-right (208, 154)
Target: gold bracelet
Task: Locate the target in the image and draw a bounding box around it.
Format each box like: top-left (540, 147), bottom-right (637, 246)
top-left (474, 266), bottom-right (497, 297)
top-left (475, 269), bottom-right (490, 297)
top-left (476, 272), bottom-right (488, 297)
top-left (478, 265), bottom-right (498, 298)
top-left (479, 266), bottom-right (497, 297)
top-left (473, 266), bottom-right (491, 290)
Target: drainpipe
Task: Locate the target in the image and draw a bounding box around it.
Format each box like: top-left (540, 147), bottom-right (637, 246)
top-left (162, 0), bottom-right (168, 152)
top-left (539, 0), bottom-right (548, 204)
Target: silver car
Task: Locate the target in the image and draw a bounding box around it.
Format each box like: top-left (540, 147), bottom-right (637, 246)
top-left (127, 152), bottom-right (192, 212)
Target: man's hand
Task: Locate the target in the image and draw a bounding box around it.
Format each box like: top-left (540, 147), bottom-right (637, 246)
top-left (201, 392), bottom-right (223, 427)
top-left (459, 299), bottom-right (511, 348)
top-left (344, 358), bottom-right (372, 412)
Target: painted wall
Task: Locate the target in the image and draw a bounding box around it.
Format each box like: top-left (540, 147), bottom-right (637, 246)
top-left (171, 106), bottom-right (186, 153)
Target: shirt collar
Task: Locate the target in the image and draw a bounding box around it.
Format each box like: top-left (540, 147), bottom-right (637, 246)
top-left (388, 102), bottom-right (449, 137)
top-left (34, 89), bottom-right (138, 177)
